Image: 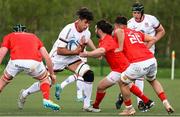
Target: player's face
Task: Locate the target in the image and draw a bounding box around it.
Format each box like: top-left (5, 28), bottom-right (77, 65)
top-left (95, 25), bottom-right (100, 39)
top-left (78, 19), bottom-right (90, 32)
top-left (132, 11), bottom-right (142, 21)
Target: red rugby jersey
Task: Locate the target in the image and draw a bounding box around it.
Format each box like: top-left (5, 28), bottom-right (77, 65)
top-left (99, 34), bottom-right (129, 73)
top-left (2, 32), bottom-right (43, 62)
top-left (114, 28), bottom-right (154, 63)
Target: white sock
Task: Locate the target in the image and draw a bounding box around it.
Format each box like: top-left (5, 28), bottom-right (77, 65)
top-left (60, 74), bottom-right (76, 89)
top-left (83, 82), bottom-right (93, 108)
top-left (76, 78), bottom-right (84, 99)
top-left (22, 82), bottom-right (40, 98)
top-left (135, 79), bottom-right (144, 104)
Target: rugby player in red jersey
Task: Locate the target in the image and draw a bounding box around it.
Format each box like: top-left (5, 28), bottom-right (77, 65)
top-left (114, 16), bottom-right (174, 115)
top-left (0, 24), bottom-right (60, 111)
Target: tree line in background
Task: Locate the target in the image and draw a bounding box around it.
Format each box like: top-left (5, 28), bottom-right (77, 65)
top-left (0, 0), bottom-right (179, 68)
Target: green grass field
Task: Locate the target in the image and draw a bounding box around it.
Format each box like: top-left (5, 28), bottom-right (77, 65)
top-left (0, 67), bottom-right (180, 116)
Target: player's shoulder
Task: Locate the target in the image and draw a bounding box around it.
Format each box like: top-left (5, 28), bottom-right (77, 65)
top-left (4, 32), bottom-right (14, 38)
top-left (127, 17), bottom-right (136, 26)
top-left (128, 17), bottom-right (135, 23)
top-left (62, 22), bottom-right (74, 31)
top-left (84, 28), bottom-right (91, 34)
top-left (66, 22), bottom-right (74, 28)
top-left (144, 14), bottom-right (157, 19)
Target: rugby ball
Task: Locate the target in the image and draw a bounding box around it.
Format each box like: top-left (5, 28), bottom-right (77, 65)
top-left (67, 40), bottom-right (79, 51)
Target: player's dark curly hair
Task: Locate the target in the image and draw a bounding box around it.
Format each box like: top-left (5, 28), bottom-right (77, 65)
top-left (115, 16), bottom-right (127, 25)
top-left (96, 20), bottom-right (113, 35)
top-left (76, 7), bottom-right (94, 21)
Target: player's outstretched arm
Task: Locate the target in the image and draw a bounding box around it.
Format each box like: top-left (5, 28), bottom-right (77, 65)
top-left (39, 47), bottom-right (56, 84)
top-left (87, 39), bottom-right (96, 50)
top-left (80, 47), bottom-right (105, 58)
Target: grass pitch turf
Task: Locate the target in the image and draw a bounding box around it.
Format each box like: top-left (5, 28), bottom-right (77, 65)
top-left (0, 67), bottom-right (180, 116)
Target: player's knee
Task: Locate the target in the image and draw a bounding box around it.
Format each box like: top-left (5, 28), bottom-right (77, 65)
top-left (146, 75), bottom-right (156, 82)
top-left (38, 71), bottom-right (50, 83)
top-left (75, 62), bottom-right (90, 76)
top-left (83, 70), bottom-right (94, 82)
top-left (1, 73), bottom-right (13, 83)
top-left (0, 74), bottom-right (13, 92)
top-left (97, 85), bottom-right (105, 92)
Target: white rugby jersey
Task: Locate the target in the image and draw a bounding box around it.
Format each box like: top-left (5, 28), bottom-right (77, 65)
top-left (128, 14), bottom-right (160, 53)
top-left (49, 22), bottom-right (90, 64)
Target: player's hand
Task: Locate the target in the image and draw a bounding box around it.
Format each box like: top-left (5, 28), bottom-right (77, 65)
top-left (114, 48), bottom-right (122, 53)
top-left (49, 74), bottom-right (56, 85)
top-left (146, 37), bottom-right (156, 49)
top-left (73, 45), bottom-right (83, 54)
top-left (98, 56), bottom-right (103, 60)
top-left (79, 36), bottom-right (87, 45)
top-left (79, 51), bottom-right (88, 57)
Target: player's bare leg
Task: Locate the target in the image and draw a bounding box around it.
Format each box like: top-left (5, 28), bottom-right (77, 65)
top-left (148, 79), bottom-right (174, 114)
top-left (92, 78), bottom-right (115, 112)
top-left (0, 73), bottom-right (12, 93)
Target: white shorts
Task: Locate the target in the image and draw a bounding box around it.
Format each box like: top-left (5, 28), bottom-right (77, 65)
top-left (124, 58), bottom-right (157, 81)
top-left (51, 56), bottom-right (81, 71)
top-left (5, 59), bottom-right (46, 78)
top-left (106, 71), bottom-right (121, 84)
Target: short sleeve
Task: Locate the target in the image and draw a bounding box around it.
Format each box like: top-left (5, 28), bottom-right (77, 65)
top-left (151, 16), bottom-right (160, 29)
top-left (84, 29), bottom-right (91, 43)
top-left (57, 25), bottom-right (71, 48)
top-left (1, 34), bottom-right (11, 49)
top-left (127, 19), bottom-right (134, 29)
top-left (99, 39), bottom-right (114, 52)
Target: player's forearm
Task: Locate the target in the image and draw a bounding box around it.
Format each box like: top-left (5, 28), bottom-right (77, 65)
top-left (87, 48), bottom-right (105, 58)
top-left (87, 39), bottom-right (96, 50)
top-left (40, 47), bottom-right (54, 75)
top-left (46, 58), bottom-right (54, 75)
top-left (57, 47), bottom-right (79, 55)
top-left (155, 25), bottom-right (165, 42)
top-left (155, 31), bottom-right (165, 42)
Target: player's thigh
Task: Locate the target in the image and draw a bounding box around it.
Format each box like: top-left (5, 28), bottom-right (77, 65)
top-left (5, 60), bottom-right (22, 78)
top-left (97, 71), bottom-right (121, 90)
top-left (28, 62), bottom-right (46, 78)
top-left (145, 58), bottom-right (157, 81)
top-left (67, 60), bottom-right (82, 72)
top-left (97, 77), bottom-right (114, 90)
top-left (123, 63), bottom-right (145, 80)
top-left (106, 71), bottom-right (122, 83)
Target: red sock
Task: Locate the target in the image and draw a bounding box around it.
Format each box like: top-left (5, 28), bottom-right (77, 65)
top-left (40, 83), bottom-right (50, 100)
top-left (93, 92), bottom-right (106, 108)
top-left (130, 84), bottom-right (149, 103)
top-left (124, 99), bottom-right (132, 106)
top-left (158, 92), bottom-right (167, 101)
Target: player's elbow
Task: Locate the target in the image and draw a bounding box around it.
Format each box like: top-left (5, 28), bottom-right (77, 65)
top-left (99, 48), bottom-right (105, 55)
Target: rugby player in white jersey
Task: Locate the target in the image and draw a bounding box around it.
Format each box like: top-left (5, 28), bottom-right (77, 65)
top-left (18, 7), bottom-right (95, 112)
top-left (56, 38), bottom-right (96, 103)
top-left (115, 2), bottom-right (165, 112)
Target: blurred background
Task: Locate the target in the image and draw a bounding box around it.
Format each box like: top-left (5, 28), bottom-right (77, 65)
top-left (0, 0), bottom-right (180, 68)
